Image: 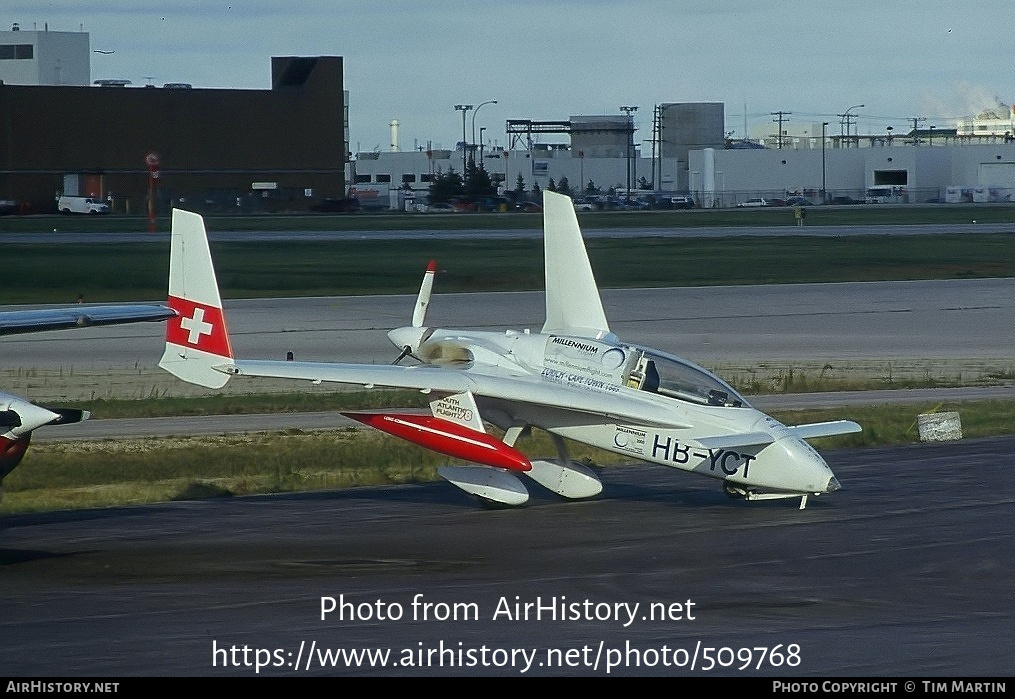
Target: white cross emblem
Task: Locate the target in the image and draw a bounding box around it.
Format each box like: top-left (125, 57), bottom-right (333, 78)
top-left (180, 307), bottom-right (214, 345)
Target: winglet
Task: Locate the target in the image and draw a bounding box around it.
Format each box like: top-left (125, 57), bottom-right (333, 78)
top-left (540, 191), bottom-right (611, 339)
top-left (159, 209), bottom-right (234, 389)
top-left (412, 259), bottom-right (437, 328)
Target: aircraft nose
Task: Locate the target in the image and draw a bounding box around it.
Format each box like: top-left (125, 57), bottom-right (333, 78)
top-left (775, 436), bottom-right (841, 494)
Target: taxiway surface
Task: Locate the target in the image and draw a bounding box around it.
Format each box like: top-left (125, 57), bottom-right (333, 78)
top-left (5, 277), bottom-right (1015, 405)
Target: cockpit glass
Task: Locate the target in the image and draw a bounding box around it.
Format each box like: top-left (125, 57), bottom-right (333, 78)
top-left (623, 346), bottom-right (749, 407)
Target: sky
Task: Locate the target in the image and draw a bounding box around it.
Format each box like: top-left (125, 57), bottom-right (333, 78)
top-left (8, 1), bottom-right (1013, 154)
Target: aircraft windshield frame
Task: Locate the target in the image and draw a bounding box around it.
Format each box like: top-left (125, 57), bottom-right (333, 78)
top-left (624, 345), bottom-right (749, 408)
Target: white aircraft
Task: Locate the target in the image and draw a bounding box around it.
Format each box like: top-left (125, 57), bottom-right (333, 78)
top-left (1, 303), bottom-right (175, 492)
top-left (160, 192), bottom-right (861, 509)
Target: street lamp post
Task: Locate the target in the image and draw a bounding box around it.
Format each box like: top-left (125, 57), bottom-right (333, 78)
top-left (454, 104), bottom-right (473, 174)
top-left (471, 100), bottom-right (497, 166)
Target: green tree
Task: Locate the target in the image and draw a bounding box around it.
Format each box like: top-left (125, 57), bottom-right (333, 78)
top-left (513, 172), bottom-right (526, 200)
top-left (464, 158), bottom-right (495, 198)
top-left (557, 177), bottom-right (572, 197)
top-left (547, 178), bottom-right (557, 193)
top-left (429, 168), bottom-right (464, 203)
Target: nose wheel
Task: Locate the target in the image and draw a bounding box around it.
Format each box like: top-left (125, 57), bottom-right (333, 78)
top-left (723, 481), bottom-right (813, 509)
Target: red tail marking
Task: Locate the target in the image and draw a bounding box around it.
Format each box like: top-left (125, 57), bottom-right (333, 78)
top-left (166, 295), bottom-right (233, 358)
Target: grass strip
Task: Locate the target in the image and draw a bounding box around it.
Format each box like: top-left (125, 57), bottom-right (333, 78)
top-left (6, 233), bottom-right (1015, 303)
top-left (7, 203), bottom-right (1015, 233)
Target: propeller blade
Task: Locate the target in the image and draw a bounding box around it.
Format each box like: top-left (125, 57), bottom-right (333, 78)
top-left (392, 345), bottom-right (413, 365)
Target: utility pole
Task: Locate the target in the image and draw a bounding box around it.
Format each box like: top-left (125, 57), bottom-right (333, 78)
top-left (771, 111), bottom-right (792, 149)
top-left (910, 116), bottom-right (927, 145)
top-left (656, 104), bottom-right (666, 192)
top-left (651, 104), bottom-right (659, 191)
top-left (620, 105), bottom-right (638, 202)
top-left (821, 122), bottom-right (828, 203)
top-left (838, 104), bottom-right (864, 148)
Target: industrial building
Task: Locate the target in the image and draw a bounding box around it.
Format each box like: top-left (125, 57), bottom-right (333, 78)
top-left (690, 142), bottom-right (1015, 206)
top-left (352, 104), bottom-right (728, 208)
top-left (3, 22), bottom-right (1012, 213)
top-left (0, 23), bottom-right (90, 86)
top-left (353, 99), bottom-right (1015, 209)
top-left (0, 33), bottom-right (348, 213)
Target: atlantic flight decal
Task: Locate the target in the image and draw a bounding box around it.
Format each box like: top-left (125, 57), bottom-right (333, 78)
top-left (166, 295), bottom-right (231, 357)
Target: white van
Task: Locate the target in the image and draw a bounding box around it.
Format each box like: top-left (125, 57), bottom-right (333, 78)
top-left (57, 196), bottom-right (110, 214)
top-left (865, 185), bottom-right (908, 204)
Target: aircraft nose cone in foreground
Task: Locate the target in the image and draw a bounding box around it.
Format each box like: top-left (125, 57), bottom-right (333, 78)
top-left (770, 436), bottom-right (841, 494)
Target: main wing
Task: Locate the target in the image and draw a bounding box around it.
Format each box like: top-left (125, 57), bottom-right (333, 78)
top-left (0, 304), bottom-right (175, 336)
top-left (226, 358), bottom-right (684, 428)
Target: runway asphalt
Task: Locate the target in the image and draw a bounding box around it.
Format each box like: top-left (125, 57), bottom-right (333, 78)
top-left (2, 436), bottom-right (1012, 676)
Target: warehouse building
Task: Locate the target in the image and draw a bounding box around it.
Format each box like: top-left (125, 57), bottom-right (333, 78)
top-left (0, 51), bottom-right (347, 213)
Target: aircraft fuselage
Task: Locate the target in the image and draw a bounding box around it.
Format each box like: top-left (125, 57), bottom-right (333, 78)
top-left (389, 325), bottom-right (841, 497)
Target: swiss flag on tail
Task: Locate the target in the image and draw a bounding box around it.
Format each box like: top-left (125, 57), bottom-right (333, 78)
top-left (166, 295), bottom-right (232, 358)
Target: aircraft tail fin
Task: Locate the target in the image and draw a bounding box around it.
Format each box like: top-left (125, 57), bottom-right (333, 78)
top-left (159, 209), bottom-right (234, 389)
top-left (540, 191), bottom-right (612, 339)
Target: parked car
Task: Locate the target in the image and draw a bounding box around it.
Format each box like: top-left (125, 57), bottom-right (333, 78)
top-left (786, 197), bottom-right (813, 207)
top-left (737, 198), bottom-right (768, 207)
top-left (573, 199), bottom-right (595, 212)
top-left (0, 199), bottom-right (17, 215)
top-left (829, 195), bottom-right (861, 205)
top-left (310, 197), bottom-right (360, 213)
top-left (669, 195), bottom-right (695, 209)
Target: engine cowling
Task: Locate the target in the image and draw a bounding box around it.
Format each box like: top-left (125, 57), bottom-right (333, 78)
top-left (0, 392), bottom-right (89, 485)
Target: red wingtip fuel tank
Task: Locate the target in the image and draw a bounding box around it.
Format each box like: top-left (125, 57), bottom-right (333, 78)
top-left (342, 412), bottom-right (532, 472)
